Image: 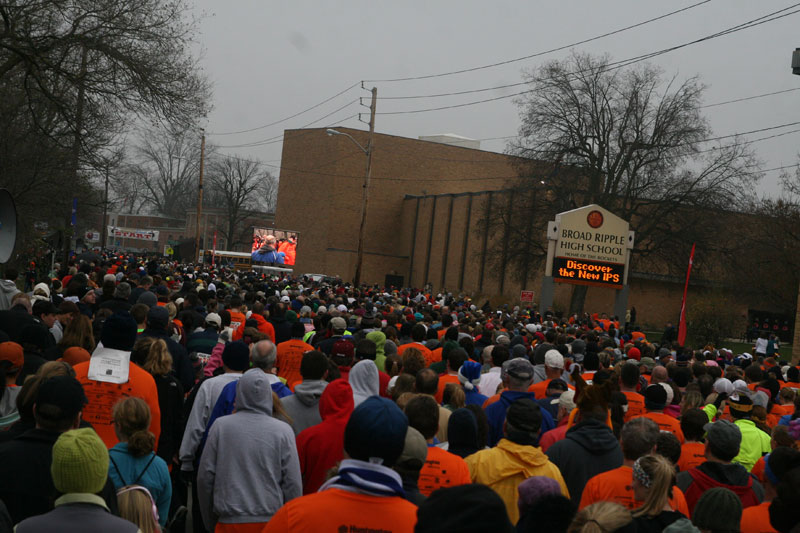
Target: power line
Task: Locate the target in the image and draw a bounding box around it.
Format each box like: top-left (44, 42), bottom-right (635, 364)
top-left (206, 81), bottom-right (360, 136)
top-left (699, 87), bottom-right (800, 109)
top-left (375, 4), bottom-right (800, 115)
top-left (215, 101), bottom-right (360, 149)
top-left (363, 0), bottom-right (711, 83)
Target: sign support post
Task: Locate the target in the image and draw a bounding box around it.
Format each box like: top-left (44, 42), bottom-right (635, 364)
top-left (540, 220), bottom-right (559, 314)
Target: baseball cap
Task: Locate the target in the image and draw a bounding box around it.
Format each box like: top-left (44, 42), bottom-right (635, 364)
top-left (330, 316), bottom-right (347, 332)
top-left (704, 419), bottom-right (742, 459)
top-left (639, 357), bottom-right (656, 371)
top-left (344, 396), bottom-right (408, 466)
top-left (0, 341), bottom-right (23, 369)
top-left (503, 358), bottom-right (534, 382)
top-left (544, 349), bottom-right (564, 369)
top-left (557, 389), bottom-right (576, 410)
top-left (546, 379), bottom-right (568, 394)
top-left (205, 312), bottom-right (222, 328)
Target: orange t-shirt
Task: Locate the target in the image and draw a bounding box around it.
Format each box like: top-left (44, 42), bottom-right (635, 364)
top-left (418, 446), bottom-right (472, 496)
top-left (622, 391), bottom-right (646, 422)
top-left (73, 361), bottom-right (161, 449)
top-left (229, 310), bottom-right (247, 340)
top-left (262, 487), bottom-right (417, 533)
top-left (751, 456), bottom-right (766, 484)
top-left (428, 347), bottom-right (443, 365)
top-left (528, 379), bottom-right (575, 400)
top-left (579, 465), bottom-right (689, 516)
top-left (780, 381), bottom-right (800, 390)
top-left (398, 343), bottom-right (434, 367)
top-left (483, 393), bottom-right (501, 409)
top-left (740, 501), bottom-right (777, 533)
top-left (678, 442), bottom-right (706, 473)
top-left (640, 412), bottom-right (685, 443)
top-left (437, 329), bottom-right (447, 340)
top-left (276, 339), bottom-right (313, 387)
top-left (435, 374), bottom-right (461, 405)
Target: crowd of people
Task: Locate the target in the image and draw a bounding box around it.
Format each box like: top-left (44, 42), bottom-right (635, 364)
top-left (0, 253), bottom-right (799, 532)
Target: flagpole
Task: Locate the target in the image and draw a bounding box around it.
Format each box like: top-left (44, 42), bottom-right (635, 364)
top-left (677, 243), bottom-right (696, 346)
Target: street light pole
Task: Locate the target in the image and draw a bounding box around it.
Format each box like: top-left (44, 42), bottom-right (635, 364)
top-left (101, 161), bottom-right (109, 251)
top-left (353, 87), bottom-right (377, 287)
top-left (194, 131), bottom-right (206, 264)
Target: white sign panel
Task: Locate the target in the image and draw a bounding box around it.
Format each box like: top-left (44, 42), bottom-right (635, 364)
top-left (554, 205), bottom-right (630, 265)
top-left (107, 226), bottom-right (159, 241)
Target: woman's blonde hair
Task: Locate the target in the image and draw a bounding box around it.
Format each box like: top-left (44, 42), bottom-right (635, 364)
top-left (569, 501), bottom-right (632, 532)
top-left (117, 485), bottom-right (159, 533)
top-left (632, 454), bottom-right (675, 518)
top-left (443, 383), bottom-right (465, 410)
top-left (681, 391), bottom-right (704, 415)
top-left (131, 337), bottom-right (173, 376)
top-left (112, 397), bottom-right (155, 457)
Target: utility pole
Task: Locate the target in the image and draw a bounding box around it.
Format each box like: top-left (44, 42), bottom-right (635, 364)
top-left (194, 131), bottom-right (206, 264)
top-left (353, 86), bottom-right (377, 287)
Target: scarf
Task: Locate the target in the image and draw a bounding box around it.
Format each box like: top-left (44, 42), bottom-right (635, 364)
top-left (319, 459), bottom-right (405, 498)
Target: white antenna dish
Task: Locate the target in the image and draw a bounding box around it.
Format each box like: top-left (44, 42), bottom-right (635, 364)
top-left (0, 189), bottom-right (18, 263)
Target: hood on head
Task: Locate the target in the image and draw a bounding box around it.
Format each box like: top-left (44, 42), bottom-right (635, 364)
top-left (349, 359), bottom-right (379, 405)
top-left (366, 331), bottom-right (386, 355)
top-left (320, 378), bottom-right (354, 421)
top-left (0, 280), bottom-right (18, 294)
top-left (234, 368), bottom-right (274, 416)
top-left (293, 379), bottom-right (328, 407)
top-left (566, 418), bottom-right (620, 454)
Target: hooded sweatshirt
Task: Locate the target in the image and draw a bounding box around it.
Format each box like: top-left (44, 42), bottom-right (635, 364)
top-left (545, 418), bottom-right (623, 503)
top-left (465, 438), bottom-right (569, 524)
top-left (366, 331), bottom-right (387, 372)
top-left (349, 360), bottom-right (379, 407)
top-left (0, 280), bottom-right (20, 311)
top-left (295, 379), bottom-right (354, 494)
top-left (281, 379), bottom-right (327, 435)
top-left (197, 369), bottom-right (301, 528)
top-left (485, 390), bottom-right (555, 447)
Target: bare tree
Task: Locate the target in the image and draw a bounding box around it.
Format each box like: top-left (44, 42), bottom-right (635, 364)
top-left (133, 125), bottom-right (203, 216)
top-left (206, 155), bottom-right (277, 249)
top-left (485, 53), bottom-right (759, 311)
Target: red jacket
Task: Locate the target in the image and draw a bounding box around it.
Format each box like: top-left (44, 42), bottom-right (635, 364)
top-left (235, 312), bottom-right (276, 342)
top-left (295, 379), bottom-right (354, 494)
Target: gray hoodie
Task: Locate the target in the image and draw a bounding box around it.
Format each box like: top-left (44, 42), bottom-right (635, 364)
top-left (349, 360), bottom-right (379, 407)
top-left (280, 379), bottom-right (327, 435)
top-left (197, 369), bottom-right (302, 528)
top-left (0, 280), bottom-right (20, 311)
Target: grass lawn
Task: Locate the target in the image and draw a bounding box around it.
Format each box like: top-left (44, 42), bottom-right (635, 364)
top-left (642, 331), bottom-right (792, 361)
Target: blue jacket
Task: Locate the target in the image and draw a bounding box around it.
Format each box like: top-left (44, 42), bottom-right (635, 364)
top-left (464, 388), bottom-right (488, 408)
top-left (484, 390), bottom-right (554, 447)
top-left (108, 443), bottom-right (171, 526)
top-left (251, 249), bottom-right (285, 264)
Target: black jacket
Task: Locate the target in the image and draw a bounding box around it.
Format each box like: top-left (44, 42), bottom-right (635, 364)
top-left (139, 329), bottom-right (193, 391)
top-left (545, 418), bottom-right (624, 503)
top-left (153, 373), bottom-right (185, 466)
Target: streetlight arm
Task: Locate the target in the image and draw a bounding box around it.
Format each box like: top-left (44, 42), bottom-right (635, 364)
top-left (326, 129), bottom-right (368, 154)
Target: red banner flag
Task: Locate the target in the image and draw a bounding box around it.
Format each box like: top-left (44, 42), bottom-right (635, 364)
top-left (677, 243), bottom-right (696, 346)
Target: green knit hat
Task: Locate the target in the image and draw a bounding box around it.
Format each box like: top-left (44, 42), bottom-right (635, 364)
top-left (691, 487), bottom-right (742, 530)
top-left (51, 428), bottom-right (109, 494)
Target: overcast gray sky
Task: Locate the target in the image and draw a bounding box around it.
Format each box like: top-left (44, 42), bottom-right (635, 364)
top-left (192, 1), bottom-right (800, 195)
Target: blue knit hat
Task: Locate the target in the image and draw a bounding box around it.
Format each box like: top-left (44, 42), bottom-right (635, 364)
top-left (344, 396), bottom-right (408, 467)
top-left (458, 360), bottom-right (483, 391)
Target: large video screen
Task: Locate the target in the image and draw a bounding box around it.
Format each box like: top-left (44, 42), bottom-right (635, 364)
top-left (252, 228), bottom-right (298, 266)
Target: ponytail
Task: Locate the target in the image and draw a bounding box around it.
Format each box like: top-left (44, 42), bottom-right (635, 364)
top-left (127, 429), bottom-right (156, 457)
top-left (112, 397), bottom-right (154, 457)
top-left (632, 455), bottom-right (675, 518)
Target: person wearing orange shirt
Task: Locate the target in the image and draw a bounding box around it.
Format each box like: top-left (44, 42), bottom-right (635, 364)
top-left (637, 385), bottom-right (684, 443)
top-left (276, 322), bottom-right (313, 388)
top-left (466, 398), bottom-right (569, 524)
top-left (73, 312), bottom-right (161, 449)
top-left (227, 295), bottom-right (247, 341)
top-left (618, 362), bottom-right (645, 422)
top-left (405, 395), bottom-right (470, 497)
top-left (528, 350), bottom-right (568, 400)
top-left (742, 447), bottom-right (800, 533)
top-left (434, 348), bottom-right (466, 404)
top-left (263, 397), bottom-right (417, 533)
top-left (580, 418), bottom-right (689, 515)
top-left (397, 324), bottom-right (433, 367)
top-left (678, 409), bottom-right (709, 473)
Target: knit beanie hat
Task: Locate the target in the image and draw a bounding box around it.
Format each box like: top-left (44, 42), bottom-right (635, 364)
top-left (517, 476), bottom-right (562, 514)
top-left (221, 341), bottom-right (250, 371)
top-left (691, 487), bottom-right (742, 530)
top-left (100, 312), bottom-right (138, 351)
top-left (644, 384), bottom-right (667, 410)
top-left (51, 428), bottom-right (109, 494)
top-left (344, 396), bottom-right (408, 467)
top-left (416, 484), bottom-right (514, 533)
top-left (458, 360), bottom-right (483, 391)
